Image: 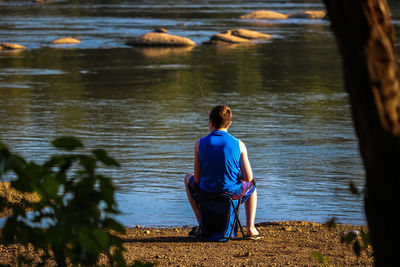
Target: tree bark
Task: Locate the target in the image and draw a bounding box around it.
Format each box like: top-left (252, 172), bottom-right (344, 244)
top-left (322, 0), bottom-right (400, 265)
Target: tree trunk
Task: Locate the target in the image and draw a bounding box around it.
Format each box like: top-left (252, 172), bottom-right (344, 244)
top-left (322, 0), bottom-right (400, 265)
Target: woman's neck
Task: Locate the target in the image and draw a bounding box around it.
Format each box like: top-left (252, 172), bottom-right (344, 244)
top-left (211, 127), bottom-right (228, 132)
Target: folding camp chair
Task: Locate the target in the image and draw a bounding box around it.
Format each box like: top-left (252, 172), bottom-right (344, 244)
top-left (193, 192), bottom-right (245, 241)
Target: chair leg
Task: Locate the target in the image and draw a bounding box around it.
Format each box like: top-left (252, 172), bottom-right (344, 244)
top-left (229, 198), bottom-right (245, 238)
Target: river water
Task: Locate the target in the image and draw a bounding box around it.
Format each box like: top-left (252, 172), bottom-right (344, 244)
top-left (1, 0), bottom-right (400, 227)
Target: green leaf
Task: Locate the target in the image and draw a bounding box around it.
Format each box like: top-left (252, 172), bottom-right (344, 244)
top-left (12, 204), bottom-right (27, 218)
top-left (99, 176), bottom-right (116, 206)
top-left (79, 155), bottom-right (96, 173)
top-left (112, 249), bottom-right (128, 267)
top-left (42, 174), bottom-right (60, 197)
top-left (10, 154), bottom-right (28, 176)
top-left (341, 231), bottom-right (357, 244)
top-left (311, 251), bottom-right (330, 265)
top-left (1, 137), bottom-right (128, 266)
top-left (349, 182), bottom-right (360, 195)
top-left (0, 158), bottom-right (7, 173)
top-left (58, 156), bottom-right (76, 172)
top-left (1, 217), bottom-right (17, 244)
top-left (11, 174), bottom-right (34, 193)
top-left (52, 137), bottom-right (84, 151)
top-left (353, 240), bottom-right (361, 257)
top-left (311, 251), bottom-right (324, 262)
top-left (17, 254), bottom-right (34, 266)
top-left (104, 218), bottom-right (126, 234)
top-left (92, 149), bottom-right (120, 167)
top-left (0, 148), bottom-right (12, 173)
top-left (0, 142), bottom-right (7, 150)
top-left (93, 229), bottom-right (110, 249)
top-left (325, 217), bottom-right (337, 228)
top-left (78, 228), bottom-right (101, 255)
top-left (360, 230), bottom-right (370, 248)
top-left (44, 155), bottom-right (63, 168)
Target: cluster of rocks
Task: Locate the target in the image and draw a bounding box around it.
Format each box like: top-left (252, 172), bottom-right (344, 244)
top-left (203, 29), bottom-right (272, 44)
top-left (0, 37), bottom-right (81, 51)
top-left (1, 9), bottom-right (326, 51)
top-left (126, 28), bottom-right (272, 47)
top-left (123, 10), bottom-right (326, 47)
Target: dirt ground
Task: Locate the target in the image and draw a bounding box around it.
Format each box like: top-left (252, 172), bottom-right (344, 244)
top-left (120, 222), bottom-right (372, 266)
top-left (0, 221), bottom-right (373, 266)
top-left (0, 181), bottom-right (373, 266)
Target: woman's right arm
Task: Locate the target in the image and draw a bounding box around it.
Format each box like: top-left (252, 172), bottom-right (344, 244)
top-left (239, 139), bottom-right (253, 182)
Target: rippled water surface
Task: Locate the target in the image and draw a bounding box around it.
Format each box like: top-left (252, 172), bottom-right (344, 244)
top-left (1, 0), bottom-right (400, 226)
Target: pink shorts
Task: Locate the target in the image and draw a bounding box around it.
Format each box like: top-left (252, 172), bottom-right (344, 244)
top-left (188, 175), bottom-right (256, 203)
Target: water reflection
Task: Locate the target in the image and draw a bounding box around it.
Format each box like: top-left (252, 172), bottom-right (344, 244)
top-left (131, 46), bottom-right (194, 58)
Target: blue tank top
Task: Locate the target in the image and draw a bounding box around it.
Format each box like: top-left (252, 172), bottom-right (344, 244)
top-left (199, 130), bottom-right (242, 193)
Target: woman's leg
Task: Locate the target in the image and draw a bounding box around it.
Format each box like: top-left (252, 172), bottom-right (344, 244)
top-left (184, 173), bottom-right (201, 224)
top-left (245, 188), bottom-right (259, 236)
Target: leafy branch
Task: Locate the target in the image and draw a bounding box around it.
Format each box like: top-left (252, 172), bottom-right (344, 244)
top-left (0, 136), bottom-right (133, 266)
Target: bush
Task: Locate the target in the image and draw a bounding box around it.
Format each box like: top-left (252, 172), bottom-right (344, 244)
top-left (0, 137), bottom-right (128, 266)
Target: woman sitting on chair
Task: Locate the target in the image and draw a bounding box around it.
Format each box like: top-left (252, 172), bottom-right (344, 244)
top-left (184, 105), bottom-right (260, 239)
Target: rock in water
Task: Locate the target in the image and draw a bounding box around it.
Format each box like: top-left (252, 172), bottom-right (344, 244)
top-left (288, 11), bottom-right (327, 19)
top-left (208, 33), bottom-right (251, 44)
top-left (224, 29), bottom-right (272, 40)
top-left (204, 29), bottom-right (272, 45)
top-left (240, 10), bottom-right (289, 20)
top-left (50, 37), bottom-right (81, 44)
top-left (125, 32), bottom-right (196, 47)
top-left (153, 28), bottom-right (168, 33)
top-left (0, 43), bottom-right (26, 50)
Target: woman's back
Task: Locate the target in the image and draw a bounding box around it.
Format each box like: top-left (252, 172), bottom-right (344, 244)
top-left (198, 130), bottom-right (241, 193)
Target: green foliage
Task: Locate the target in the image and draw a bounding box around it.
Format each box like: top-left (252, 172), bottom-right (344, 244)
top-left (340, 181), bottom-right (370, 257)
top-left (349, 181), bottom-right (361, 195)
top-left (324, 217), bottom-right (337, 228)
top-left (324, 181), bottom-right (370, 258)
top-left (341, 230), bottom-right (370, 257)
top-left (310, 251), bottom-right (331, 267)
top-left (0, 136), bottom-right (130, 266)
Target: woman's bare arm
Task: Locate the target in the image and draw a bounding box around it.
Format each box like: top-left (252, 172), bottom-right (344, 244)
top-left (239, 139), bottom-right (253, 182)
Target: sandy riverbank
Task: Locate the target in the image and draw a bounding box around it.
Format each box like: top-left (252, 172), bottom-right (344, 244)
top-left (121, 222), bottom-right (373, 266)
top-left (0, 222), bottom-right (373, 266)
top-left (0, 181), bottom-right (373, 265)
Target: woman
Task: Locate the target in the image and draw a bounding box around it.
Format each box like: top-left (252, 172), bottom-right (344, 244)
top-left (184, 105), bottom-right (260, 239)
